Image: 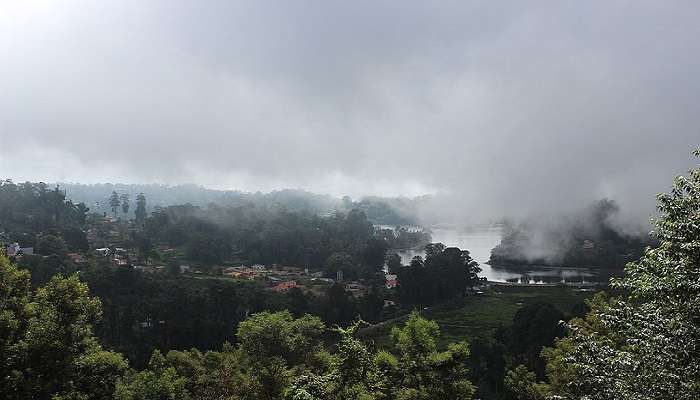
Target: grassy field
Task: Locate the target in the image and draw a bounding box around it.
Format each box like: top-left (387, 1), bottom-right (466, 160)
top-left (361, 285), bottom-right (598, 348)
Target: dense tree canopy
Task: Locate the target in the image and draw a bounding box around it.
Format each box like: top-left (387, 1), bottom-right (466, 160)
top-left (528, 150), bottom-right (700, 399)
top-left (397, 244), bottom-right (482, 306)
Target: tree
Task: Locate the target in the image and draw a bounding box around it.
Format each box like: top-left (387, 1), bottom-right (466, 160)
top-left (134, 193), bottom-right (147, 225)
top-left (542, 149), bottom-right (700, 400)
top-left (507, 303), bottom-right (565, 378)
top-left (0, 254), bottom-right (31, 395)
top-left (397, 245), bottom-right (481, 306)
top-left (287, 312), bottom-right (476, 400)
top-left (35, 233), bottom-right (68, 256)
top-left (0, 254), bottom-right (128, 399)
top-left (120, 193), bottom-right (130, 221)
top-left (114, 350), bottom-right (188, 400)
top-left (236, 311), bottom-right (325, 400)
top-left (109, 191), bottom-right (121, 219)
top-left (504, 365), bottom-right (542, 400)
top-left (324, 252), bottom-right (354, 279)
top-left (386, 253), bottom-right (403, 274)
top-left (390, 312), bottom-right (475, 400)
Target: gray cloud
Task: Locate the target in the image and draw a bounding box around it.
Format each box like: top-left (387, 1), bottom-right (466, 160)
top-left (1, 0), bottom-right (699, 222)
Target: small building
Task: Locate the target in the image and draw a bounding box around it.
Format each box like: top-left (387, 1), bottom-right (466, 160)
top-left (271, 281), bottom-right (298, 292)
top-left (95, 248), bottom-right (111, 257)
top-left (67, 253), bottom-right (87, 264)
top-left (5, 243), bottom-right (21, 257)
top-left (385, 274), bottom-right (398, 289)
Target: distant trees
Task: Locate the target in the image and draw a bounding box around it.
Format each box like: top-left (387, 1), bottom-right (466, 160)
top-left (34, 233), bottom-right (68, 257)
top-left (120, 193), bottom-right (130, 220)
top-left (489, 199), bottom-right (650, 269)
top-left (0, 180), bottom-right (90, 241)
top-left (143, 206), bottom-right (388, 273)
top-left (109, 191), bottom-right (121, 219)
top-left (134, 193), bottom-right (147, 224)
top-left (324, 252), bottom-right (354, 279)
top-left (397, 244), bottom-right (482, 306)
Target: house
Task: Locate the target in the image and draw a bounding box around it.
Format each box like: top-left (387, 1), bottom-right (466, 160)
top-left (311, 277), bottom-right (334, 284)
top-left (385, 274), bottom-right (398, 289)
top-left (271, 281), bottom-right (298, 292)
top-left (113, 258), bottom-right (129, 267)
top-left (179, 265), bottom-right (192, 274)
top-left (67, 253), bottom-right (87, 264)
top-left (346, 282), bottom-right (367, 297)
top-left (5, 243), bottom-right (21, 257)
top-left (7, 243), bottom-right (34, 257)
top-left (95, 248), bottom-right (111, 257)
top-left (225, 270), bottom-right (257, 280)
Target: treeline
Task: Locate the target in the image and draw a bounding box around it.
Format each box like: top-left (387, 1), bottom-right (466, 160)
top-left (0, 255), bottom-right (475, 400)
top-left (395, 243), bottom-right (482, 306)
top-left (82, 267), bottom-right (387, 366)
top-left (0, 180), bottom-right (90, 249)
top-left (489, 199), bottom-right (650, 269)
top-left (142, 204), bottom-right (389, 279)
top-left (58, 183), bottom-right (423, 225)
top-left (375, 226), bottom-right (431, 250)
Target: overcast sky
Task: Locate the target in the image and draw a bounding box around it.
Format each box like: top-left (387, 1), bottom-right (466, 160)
top-left (1, 1), bottom-right (699, 220)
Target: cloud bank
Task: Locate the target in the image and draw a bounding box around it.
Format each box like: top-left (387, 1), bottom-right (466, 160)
top-left (1, 0), bottom-right (699, 222)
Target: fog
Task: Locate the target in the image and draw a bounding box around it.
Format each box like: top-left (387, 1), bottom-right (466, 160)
top-left (1, 1), bottom-right (699, 224)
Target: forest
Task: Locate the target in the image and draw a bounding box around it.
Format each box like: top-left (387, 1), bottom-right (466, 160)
top-left (1, 150), bottom-right (700, 399)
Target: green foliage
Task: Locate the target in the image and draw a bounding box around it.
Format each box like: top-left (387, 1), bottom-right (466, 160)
top-left (120, 193), bottom-right (131, 219)
top-left (115, 350), bottom-right (189, 400)
top-left (134, 193), bottom-right (147, 224)
top-left (35, 232), bottom-right (68, 256)
top-left (287, 313), bottom-right (475, 400)
top-left (0, 254), bottom-right (127, 400)
top-left (397, 244), bottom-right (481, 306)
top-left (542, 149), bottom-right (700, 399)
top-left (504, 365), bottom-right (543, 400)
top-left (110, 191), bottom-right (122, 219)
top-left (0, 180), bottom-right (90, 245)
top-left (237, 311), bottom-right (325, 400)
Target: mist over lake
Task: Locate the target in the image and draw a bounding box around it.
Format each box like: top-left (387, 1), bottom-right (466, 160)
top-left (395, 225), bottom-right (604, 284)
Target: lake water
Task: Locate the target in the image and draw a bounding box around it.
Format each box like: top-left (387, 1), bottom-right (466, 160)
top-left (395, 225), bottom-right (608, 284)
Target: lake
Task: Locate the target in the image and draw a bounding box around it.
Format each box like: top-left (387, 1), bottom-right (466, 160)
top-left (394, 225), bottom-right (609, 284)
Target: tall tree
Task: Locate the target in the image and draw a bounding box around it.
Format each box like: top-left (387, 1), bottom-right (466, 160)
top-left (134, 193), bottom-right (147, 224)
top-left (109, 191), bottom-right (121, 219)
top-left (120, 193), bottom-right (130, 221)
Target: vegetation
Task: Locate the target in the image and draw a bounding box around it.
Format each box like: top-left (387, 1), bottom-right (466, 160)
top-left (504, 150), bottom-right (700, 399)
top-left (489, 199), bottom-right (650, 269)
top-left (0, 254), bottom-right (476, 399)
top-left (396, 243), bottom-right (482, 306)
top-left (3, 147), bottom-right (700, 399)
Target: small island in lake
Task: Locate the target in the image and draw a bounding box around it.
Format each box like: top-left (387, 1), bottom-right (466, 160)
top-left (489, 199), bottom-right (652, 269)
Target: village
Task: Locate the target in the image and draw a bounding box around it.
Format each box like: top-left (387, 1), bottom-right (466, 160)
top-left (3, 214), bottom-right (400, 301)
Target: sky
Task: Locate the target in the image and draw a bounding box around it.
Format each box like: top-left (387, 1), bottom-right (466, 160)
top-left (1, 0), bottom-right (699, 221)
